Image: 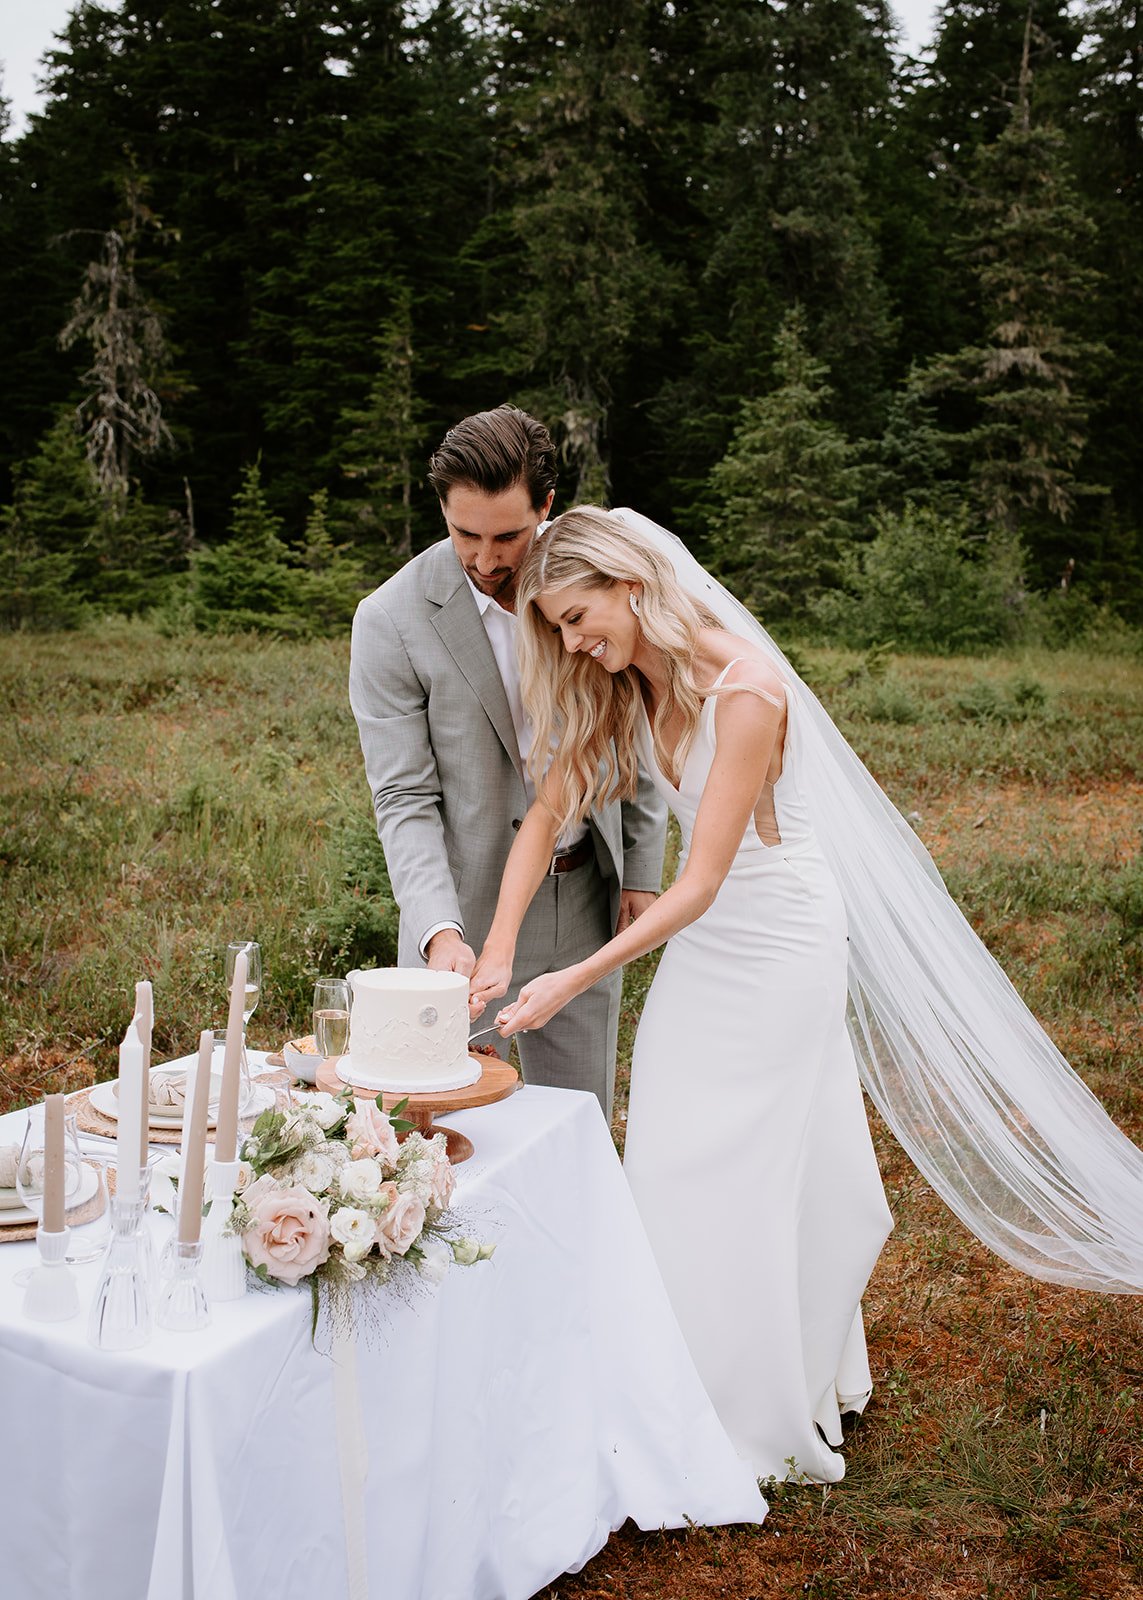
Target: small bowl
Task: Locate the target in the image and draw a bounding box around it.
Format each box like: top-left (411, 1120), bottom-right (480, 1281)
top-left (283, 1035), bottom-right (321, 1085)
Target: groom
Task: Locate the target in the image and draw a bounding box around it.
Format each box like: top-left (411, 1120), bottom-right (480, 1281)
top-left (348, 404), bottom-right (666, 1117)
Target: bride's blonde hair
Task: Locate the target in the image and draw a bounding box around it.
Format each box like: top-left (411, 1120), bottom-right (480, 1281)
top-left (516, 506), bottom-right (721, 836)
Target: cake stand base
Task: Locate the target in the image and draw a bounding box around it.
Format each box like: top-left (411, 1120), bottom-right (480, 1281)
top-left (315, 1055), bottom-right (519, 1164)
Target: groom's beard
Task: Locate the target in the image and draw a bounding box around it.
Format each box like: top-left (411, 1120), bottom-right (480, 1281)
top-left (467, 566), bottom-right (518, 605)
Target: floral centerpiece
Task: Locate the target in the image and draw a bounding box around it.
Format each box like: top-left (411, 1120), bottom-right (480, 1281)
top-left (228, 1087), bottom-right (493, 1320)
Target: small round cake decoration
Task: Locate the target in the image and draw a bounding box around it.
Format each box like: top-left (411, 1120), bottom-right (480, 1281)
top-left (418, 1006), bottom-right (439, 1027)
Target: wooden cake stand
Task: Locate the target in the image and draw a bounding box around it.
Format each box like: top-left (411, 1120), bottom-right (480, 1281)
top-left (315, 1054), bottom-right (518, 1163)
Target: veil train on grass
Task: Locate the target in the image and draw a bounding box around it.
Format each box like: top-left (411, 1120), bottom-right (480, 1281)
top-left (611, 507), bottom-right (1143, 1294)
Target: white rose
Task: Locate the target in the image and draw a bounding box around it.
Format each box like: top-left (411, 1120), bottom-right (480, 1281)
top-left (330, 1205), bottom-right (377, 1262)
top-left (293, 1091), bottom-right (345, 1131)
top-left (233, 1160), bottom-right (254, 1194)
top-left (417, 1235), bottom-right (451, 1286)
top-left (294, 1148), bottom-right (337, 1194)
top-left (450, 1236), bottom-right (481, 1266)
top-left (339, 1158), bottom-right (383, 1203)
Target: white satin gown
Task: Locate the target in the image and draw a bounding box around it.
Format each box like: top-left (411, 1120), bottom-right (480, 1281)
top-left (623, 664), bottom-right (894, 1483)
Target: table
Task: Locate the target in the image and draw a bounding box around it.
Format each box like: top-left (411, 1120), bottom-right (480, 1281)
top-left (0, 1084), bottom-right (765, 1600)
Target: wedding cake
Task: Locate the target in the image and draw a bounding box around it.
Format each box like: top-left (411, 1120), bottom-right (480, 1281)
top-left (337, 968), bottom-right (481, 1094)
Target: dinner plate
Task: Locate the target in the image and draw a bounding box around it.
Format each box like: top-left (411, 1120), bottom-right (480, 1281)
top-left (88, 1073), bottom-right (221, 1129)
top-left (0, 1162), bottom-right (101, 1227)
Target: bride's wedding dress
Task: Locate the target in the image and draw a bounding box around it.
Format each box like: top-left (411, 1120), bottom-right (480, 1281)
top-left (623, 663), bottom-right (893, 1483)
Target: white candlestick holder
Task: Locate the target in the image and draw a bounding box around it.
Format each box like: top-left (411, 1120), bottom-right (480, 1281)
top-left (157, 1239), bottom-right (211, 1331)
top-left (200, 1159), bottom-right (247, 1301)
top-left (88, 1193), bottom-right (153, 1349)
top-left (23, 1226), bottom-right (80, 1323)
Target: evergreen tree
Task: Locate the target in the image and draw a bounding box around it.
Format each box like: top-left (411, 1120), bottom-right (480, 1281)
top-left (482, 0), bottom-right (681, 501)
top-left (644, 0), bottom-right (898, 529)
top-left (331, 287), bottom-right (431, 573)
top-left (707, 307), bottom-right (866, 619)
top-left (918, 20), bottom-right (1107, 580)
top-left (876, 370), bottom-right (959, 510)
top-left (58, 173), bottom-right (177, 506)
top-left (297, 487), bottom-right (369, 631)
top-left (191, 457), bottom-right (302, 630)
top-left (879, 0), bottom-right (1085, 381)
top-left (0, 413), bottom-right (90, 629)
top-left (1069, 0), bottom-right (1143, 613)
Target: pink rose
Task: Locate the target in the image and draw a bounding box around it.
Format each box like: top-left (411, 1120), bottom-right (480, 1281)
top-left (242, 1182), bottom-right (331, 1286)
top-left (428, 1152), bottom-right (456, 1212)
top-left (377, 1188), bottom-right (426, 1259)
top-left (346, 1100), bottom-right (400, 1170)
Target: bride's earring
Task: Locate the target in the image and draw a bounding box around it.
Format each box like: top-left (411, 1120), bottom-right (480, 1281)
top-left (629, 591), bottom-right (641, 616)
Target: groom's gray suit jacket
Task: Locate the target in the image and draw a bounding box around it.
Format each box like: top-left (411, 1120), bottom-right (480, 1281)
top-left (349, 536), bottom-right (667, 994)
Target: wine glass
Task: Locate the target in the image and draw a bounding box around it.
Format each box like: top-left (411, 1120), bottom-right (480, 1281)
top-left (313, 978), bottom-right (350, 1059)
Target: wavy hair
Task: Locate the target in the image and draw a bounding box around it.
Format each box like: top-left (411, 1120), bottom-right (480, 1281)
top-left (515, 506), bottom-right (722, 836)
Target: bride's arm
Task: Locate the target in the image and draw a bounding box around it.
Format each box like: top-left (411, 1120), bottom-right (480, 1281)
top-left (468, 778), bottom-right (562, 1015)
top-left (495, 672), bottom-right (785, 1034)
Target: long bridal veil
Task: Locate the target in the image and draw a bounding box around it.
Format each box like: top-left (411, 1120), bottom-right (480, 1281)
top-left (611, 507), bottom-right (1143, 1294)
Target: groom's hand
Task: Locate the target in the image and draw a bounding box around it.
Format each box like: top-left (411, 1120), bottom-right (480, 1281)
top-left (425, 928), bottom-right (477, 978)
top-left (616, 889), bottom-right (658, 935)
top-left (469, 945), bottom-right (514, 1019)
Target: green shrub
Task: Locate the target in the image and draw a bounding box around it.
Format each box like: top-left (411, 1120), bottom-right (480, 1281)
top-left (815, 502), bottom-right (1027, 653)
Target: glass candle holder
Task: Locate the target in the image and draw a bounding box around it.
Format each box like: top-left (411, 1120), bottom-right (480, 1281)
top-left (88, 1192), bottom-right (152, 1350)
top-left (156, 1238), bottom-right (211, 1332)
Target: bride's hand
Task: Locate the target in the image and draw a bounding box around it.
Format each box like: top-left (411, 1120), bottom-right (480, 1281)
top-left (495, 967), bottom-right (584, 1036)
top-left (469, 945), bottom-right (514, 1019)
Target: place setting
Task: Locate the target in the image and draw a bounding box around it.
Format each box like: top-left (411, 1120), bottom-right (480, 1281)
top-left (71, 941), bottom-right (278, 1145)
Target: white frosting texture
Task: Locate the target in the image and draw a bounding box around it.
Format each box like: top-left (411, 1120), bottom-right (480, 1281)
top-left (344, 969), bottom-right (480, 1093)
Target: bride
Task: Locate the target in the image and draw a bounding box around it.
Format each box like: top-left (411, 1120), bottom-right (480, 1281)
top-left (469, 504), bottom-right (1143, 1483)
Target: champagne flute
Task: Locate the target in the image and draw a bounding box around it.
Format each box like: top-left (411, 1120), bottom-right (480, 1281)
top-left (225, 940), bottom-right (262, 1113)
top-left (313, 978), bottom-right (350, 1059)
top-left (226, 940), bottom-right (262, 1032)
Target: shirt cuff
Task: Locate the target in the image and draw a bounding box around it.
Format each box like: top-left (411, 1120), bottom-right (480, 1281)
top-left (419, 921), bottom-right (464, 961)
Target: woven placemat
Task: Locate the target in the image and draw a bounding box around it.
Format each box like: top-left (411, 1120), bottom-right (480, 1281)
top-left (69, 1086), bottom-right (187, 1146)
top-left (0, 1160), bottom-right (108, 1244)
top-left (68, 1072), bottom-right (296, 1148)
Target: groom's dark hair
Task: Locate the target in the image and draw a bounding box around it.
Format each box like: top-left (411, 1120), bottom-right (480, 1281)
top-left (428, 404), bottom-right (557, 511)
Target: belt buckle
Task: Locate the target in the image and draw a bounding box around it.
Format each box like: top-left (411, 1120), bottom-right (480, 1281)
top-left (547, 851), bottom-right (562, 876)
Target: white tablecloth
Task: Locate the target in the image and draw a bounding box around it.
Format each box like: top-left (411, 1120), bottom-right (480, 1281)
top-left (0, 1084), bottom-right (765, 1600)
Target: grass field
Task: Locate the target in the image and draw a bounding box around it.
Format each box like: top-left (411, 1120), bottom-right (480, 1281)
top-left (2, 625), bottom-right (1140, 1599)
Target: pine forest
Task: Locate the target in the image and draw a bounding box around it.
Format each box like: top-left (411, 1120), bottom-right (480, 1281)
top-left (1, 0), bottom-right (1141, 649)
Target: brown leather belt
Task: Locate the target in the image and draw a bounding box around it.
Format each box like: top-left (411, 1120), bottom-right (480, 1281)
top-left (548, 837), bottom-right (593, 876)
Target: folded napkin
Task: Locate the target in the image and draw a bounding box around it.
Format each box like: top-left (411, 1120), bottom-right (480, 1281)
top-left (114, 1068), bottom-right (192, 1114)
top-left (0, 1143), bottom-right (18, 1189)
top-left (146, 1070), bottom-right (190, 1113)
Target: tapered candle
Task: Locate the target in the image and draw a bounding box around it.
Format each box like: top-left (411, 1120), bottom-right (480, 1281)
top-left (135, 980), bottom-right (154, 1170)
top-left (177, 1031), bottom-right (214, 1246)
top-left (214, 948), bottom-right (247, 1164)
top-left (42, 1095), bottom-right (66, 1234)
top-left (117, 1017), bottom-right (145, 1203)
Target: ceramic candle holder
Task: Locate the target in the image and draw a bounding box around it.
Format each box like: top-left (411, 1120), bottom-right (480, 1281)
top-left (200, 1159), bottom-right (247, 1301)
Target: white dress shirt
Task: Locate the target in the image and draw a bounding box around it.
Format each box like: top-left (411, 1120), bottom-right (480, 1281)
top-left (419, 572), bottom-right (586, 956)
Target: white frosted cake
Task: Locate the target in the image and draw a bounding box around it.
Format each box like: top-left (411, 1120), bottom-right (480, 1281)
top-left (337, 968), bottom-right (480, 1094)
